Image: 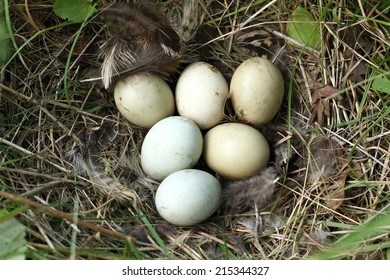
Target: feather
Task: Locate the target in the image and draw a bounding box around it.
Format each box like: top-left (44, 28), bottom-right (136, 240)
top-left (306, 135), bottom-right (342, 183)
top-left (176, 0), bottom-right (207, 42)
top-left (98, 2), bottom-right (182, 89)
top-left (64, 123), bottom-right (157, 203)
top-left (67, 148), bottom-right (139, 203)
top-left (221, 166), bottom-right (280, 214)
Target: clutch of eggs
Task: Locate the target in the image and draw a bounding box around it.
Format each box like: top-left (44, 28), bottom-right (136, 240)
top-left (114, 58), bottom-right (284, 225)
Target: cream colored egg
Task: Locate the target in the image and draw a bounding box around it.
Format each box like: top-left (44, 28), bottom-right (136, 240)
top-left (114, 73), bottom-right (175, 128)
top-left (155, 169), bottom-right (222, 226)
top-left (230, 57), bottom-right (284, 125)
top-left (140, 116), bottom-right (203, 181)
top-left (203, 123), bottom-right (270, 179)
top-left (175, 61), bottom-right (229, 129)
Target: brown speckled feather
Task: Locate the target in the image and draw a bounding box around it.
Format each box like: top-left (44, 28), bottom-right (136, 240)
top-left (99, 2), bottom-right (181, 88)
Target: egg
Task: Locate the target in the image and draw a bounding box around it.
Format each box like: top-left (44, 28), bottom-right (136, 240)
top-left (175, 61), bottom-right (229, 129)
top-left (203, 123), bottom-right (270, 179)
top-left (114, 73), bottom-right (175, 128)
top-left (230, 57), bottom-right (284, 125)
top-left (155, 169), bottom-right (222, 226)
top-left (140, 116), bottom-right (203, 181)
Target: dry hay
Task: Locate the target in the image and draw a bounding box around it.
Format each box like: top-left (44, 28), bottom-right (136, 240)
top-left (0, 0), bottom-right (389, 259)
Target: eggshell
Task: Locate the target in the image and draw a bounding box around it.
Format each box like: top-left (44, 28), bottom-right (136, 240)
top-left (230, 57), bottom-right (284, 125)
top-left (155, 169), bottom-right (222, 226)
top-left (140, 116), bottom-right (203, 181)
top-left (114, 73), bottom-right (175, 128)
top-left (175, 61), bottom-right (229, 129)
top-left (203, 123), bottom-right (270, 179)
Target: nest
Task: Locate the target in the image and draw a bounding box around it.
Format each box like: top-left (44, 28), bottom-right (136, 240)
top-left (0, 0), bottom-right (389, 260)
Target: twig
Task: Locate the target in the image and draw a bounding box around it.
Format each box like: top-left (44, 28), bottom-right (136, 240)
top-left (0, 190), bottom-right (136, 243)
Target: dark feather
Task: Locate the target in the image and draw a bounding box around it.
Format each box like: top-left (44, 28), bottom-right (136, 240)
top-left (98, 2), bottom-right (181, 88)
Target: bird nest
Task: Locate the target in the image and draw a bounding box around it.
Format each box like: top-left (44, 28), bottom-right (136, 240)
top-left (0, 0), bottom-right (389, 260)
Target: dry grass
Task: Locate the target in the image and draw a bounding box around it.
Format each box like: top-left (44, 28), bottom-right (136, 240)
top-left (0, 0), bottom-right (389, 259)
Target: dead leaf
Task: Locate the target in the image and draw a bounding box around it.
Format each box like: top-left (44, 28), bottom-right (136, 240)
top-left (325, 139), bottom-right (347, 210)
top-left (325, 173), bottom-right (347, 210)
top-left (324, 137), bottom-right (347, 210)
top-left (309, 84), bottom-right (342, 126)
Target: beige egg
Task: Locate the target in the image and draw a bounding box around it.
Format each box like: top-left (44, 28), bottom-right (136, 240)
top-left (230, 57), bottom-right (284, 125)
top-left (175, 61), bottom-right (229, 129)
top-left (203, 123), bottom-right (270, 179)
top-left (114, 73), bottom-right (175, 128)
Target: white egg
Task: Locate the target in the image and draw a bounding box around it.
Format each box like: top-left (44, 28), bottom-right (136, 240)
top-left (203, 122), bottom-right (270, 179)
top-left (230, 57), bottom-right (284, 125)
top-left (155, 169), bottom-right (222, 226)
top-left (140, 116), bottom-right (203, 181)
top-left (114, 73), bottom-right (175, 128)
top-left (175, 61), bottom-right (229, 129)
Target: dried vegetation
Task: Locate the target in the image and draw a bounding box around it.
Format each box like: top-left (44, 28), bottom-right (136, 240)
top-left (0, 0), bottom-right (389, 259)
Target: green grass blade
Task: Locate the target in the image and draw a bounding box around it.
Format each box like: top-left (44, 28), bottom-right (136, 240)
top-left (136, 207), bottom-right (173, 259)
top-left (312, 211), bottom-right (390, 259)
